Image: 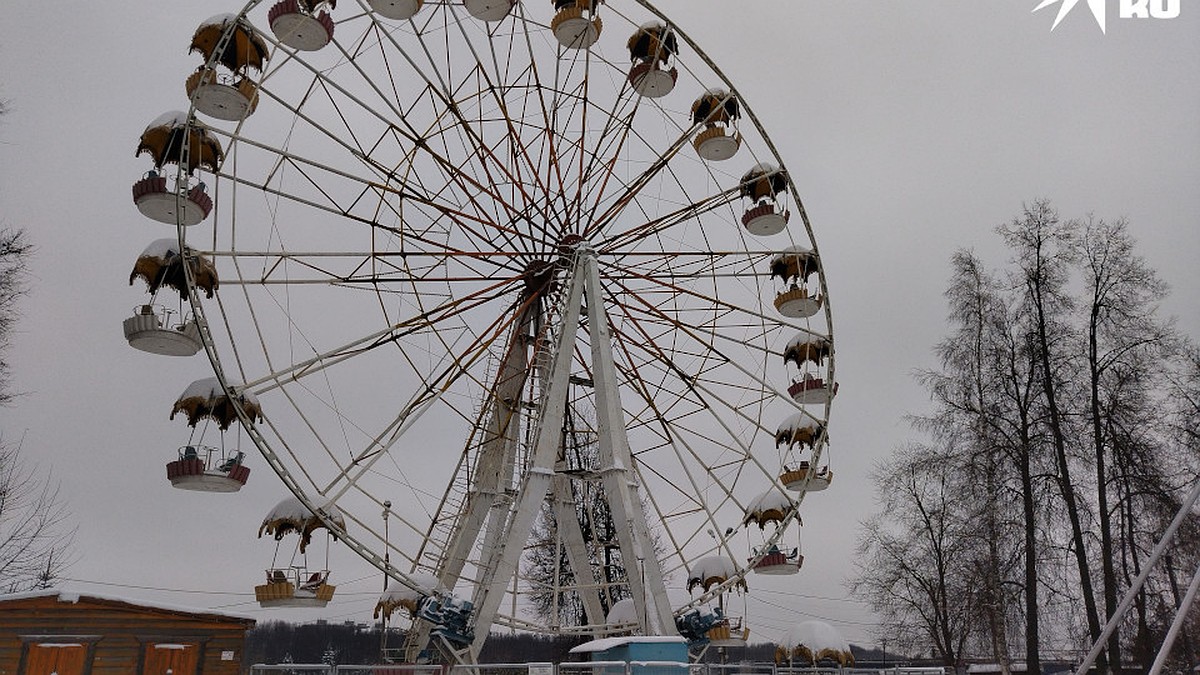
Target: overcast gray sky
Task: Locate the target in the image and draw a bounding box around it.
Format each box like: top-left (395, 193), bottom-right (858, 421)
top-left (0, 0), bottom-right (1197, 653)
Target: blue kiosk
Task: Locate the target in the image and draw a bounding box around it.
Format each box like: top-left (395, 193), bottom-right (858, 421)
top-left (569, 636), bottom-right (689, 675)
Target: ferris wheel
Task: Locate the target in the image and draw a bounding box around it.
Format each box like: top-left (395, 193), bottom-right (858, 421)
top-left (124, 0), bottom-right (837, 664)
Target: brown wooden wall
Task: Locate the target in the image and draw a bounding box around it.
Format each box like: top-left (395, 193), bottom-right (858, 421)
top-left (0, 594), bottom-right (254, 675)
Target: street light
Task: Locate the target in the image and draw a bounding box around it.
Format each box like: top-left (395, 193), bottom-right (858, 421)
top-left (380, 500), bottom-right (391, 661)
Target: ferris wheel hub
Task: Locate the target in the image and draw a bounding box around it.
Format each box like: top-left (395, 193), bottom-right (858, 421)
top-left (523, 259), bottom-right (557, 292)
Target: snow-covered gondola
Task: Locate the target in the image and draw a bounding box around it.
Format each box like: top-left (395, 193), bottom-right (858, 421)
top-left (124, 239), bottom-right (218, 356)
top-left (774, 412), bottom-right (834, 495)
top-left (255, 496), bottom-right (344, 607)
top-left (690, 89), bottom-right (741, 161)
top-left (739, 163), bottom-right (790, 236)
top-left (374, 572), bottom-right (475, 647)
top-left (684, 556), bottom-right (749, 647)
top-left (186, 14), bottom-right (268, 121)
top-left (165, 378), bottom-right (259, 492)
top-left (743, 490), bottom-right (802, 576)
top-left (770, 246), bottom-right (822, 319)
top-left (782, 333), bottom-right (835, 404)
top-left (775, 621), bottom-right (855, 667)
top-left (627, 22), bottom-right (678, 98)
top-left (133, 112), bottom-right (222, 226)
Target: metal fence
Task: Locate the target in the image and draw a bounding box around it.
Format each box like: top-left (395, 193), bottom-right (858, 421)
top-left (250, 665), bottom-right (444, 674)
top-left (249, 664), bottom-right (906, 675)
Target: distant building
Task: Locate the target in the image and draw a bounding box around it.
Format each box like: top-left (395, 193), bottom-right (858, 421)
top-left (0, 589), bottom-right (255, 674)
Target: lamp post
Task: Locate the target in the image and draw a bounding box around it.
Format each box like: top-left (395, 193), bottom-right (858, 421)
top-left (380, 500), bottom-right (391, 661)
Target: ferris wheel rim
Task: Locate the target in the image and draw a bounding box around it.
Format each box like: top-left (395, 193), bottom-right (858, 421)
top-left (171, 0), bottom-right (835, 639)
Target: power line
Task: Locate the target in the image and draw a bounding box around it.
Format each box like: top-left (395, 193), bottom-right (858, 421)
top-left (755, 587), bottom-right (874, 606)
top-left (750, 594), bottom-right (880, 627)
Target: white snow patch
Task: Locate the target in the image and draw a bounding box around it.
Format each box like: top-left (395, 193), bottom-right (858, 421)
top-left (745, 489), bottom-right (793, 517)
top-left (37, 643), bottom-right (83, 648)
top-left (785, 332), bottom-right (830, 355)
top-left (139, 238), bottom-right (180, 260)
top-left (770, 245), bottom-right (815, 268)
top-left (776, 412), bottom-right (821, 438)
top-left (199, 13), bottom-right (239, 29)
top-left (145, 111), bottom-right (190, 132)
top-left (688, 556), bottom-right (736, 583)
top-left (263, 495), bottom-right (345, 529)
top-left (779, 620), bottom-right (850, 652)
top-left (569, 636), bottom-right (686, 653)
top-left (0, 589), bottom-right (254, 621)
top-left (605, 598), bottom-right (637, 625)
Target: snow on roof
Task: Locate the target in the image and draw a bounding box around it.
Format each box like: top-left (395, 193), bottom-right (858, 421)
top-left (776, 412), bottom-right (820, 436)
top-left (145, 110), bottom-right (190, 132)
top-left (745, 162), bottom-right (780, 177)
top-left (606, 598), bottom-right (637, 625)
top-left (785, 332), bottom-right (830, 353)
top-left (770, 245), bottom-right (815, 265)
top-left (199, 13), bottom-right (239, 29)
top-left (688, 555), bottom-right (736, 582)
top-left (779, 620), bottom-right (850, 651)
top-left (263, 495), bottom-right (345, 528)
top-left (569, 636), bottom-right (687, 653)
top-left (139, 238), bottom-right (180, 259)
top-left (178, 377), bottom-right (223, 401)
top-left (177, 377), bottom-right (258, 406)
top-left (746, 489), bottom-right (793, 516)
top-left (0, 589), bottom-right (255, 622)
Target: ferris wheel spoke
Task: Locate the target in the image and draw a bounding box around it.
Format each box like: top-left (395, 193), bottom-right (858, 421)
top-left (231, 270), bottom-right (524, 398)
top-left (597, 187), bottom-right (741, 253)
top-left (213, 131), bottom-right (548, 258)
top-left (338, 13), bottom-right (558, 245)
top-left (419, 17), bottom-right (572, 246)
top-left (327, 287), bottom-right (542, 477)
top-left (252, 69), bottom-right (551, 254)
top-left (599, 254), bottom-right (828, 340)
top-left (598, 274), bottom-right (810, 446)
top-left (580, 131), bottom-right (702, 240)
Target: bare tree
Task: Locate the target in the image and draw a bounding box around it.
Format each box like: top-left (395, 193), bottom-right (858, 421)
top-left (0, 437), bottom-right (75, 591)
top-left (857, 201), bottom-right (1198, 671)
top-left (0, 229), bottom-right (31, 405)
top-left (997, 201), bottom-right (1109, 668)
top-left (0, 226), bottom-right (75, 590)
top-left (853, 443), bottom-right (984, 666)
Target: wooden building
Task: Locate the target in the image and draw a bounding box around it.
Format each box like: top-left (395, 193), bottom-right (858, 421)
top-left (0, 590), bottom-right (255, 675)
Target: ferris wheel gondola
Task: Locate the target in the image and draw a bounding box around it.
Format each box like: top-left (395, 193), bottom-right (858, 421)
top-left (627, 22), bottom-right (679, 98)
top-left (124, 238), bottom-right (218, 356)
top-left (131, 112), bottom-right (220, 226)
top-left (743, 490), bottom-right (803, 576)
top-left (186, 14), bottom-right (268, 121)
top-left (255, 496), bottom-right (344, 607)
top-left (165, 378), bottom-right (257, 492)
